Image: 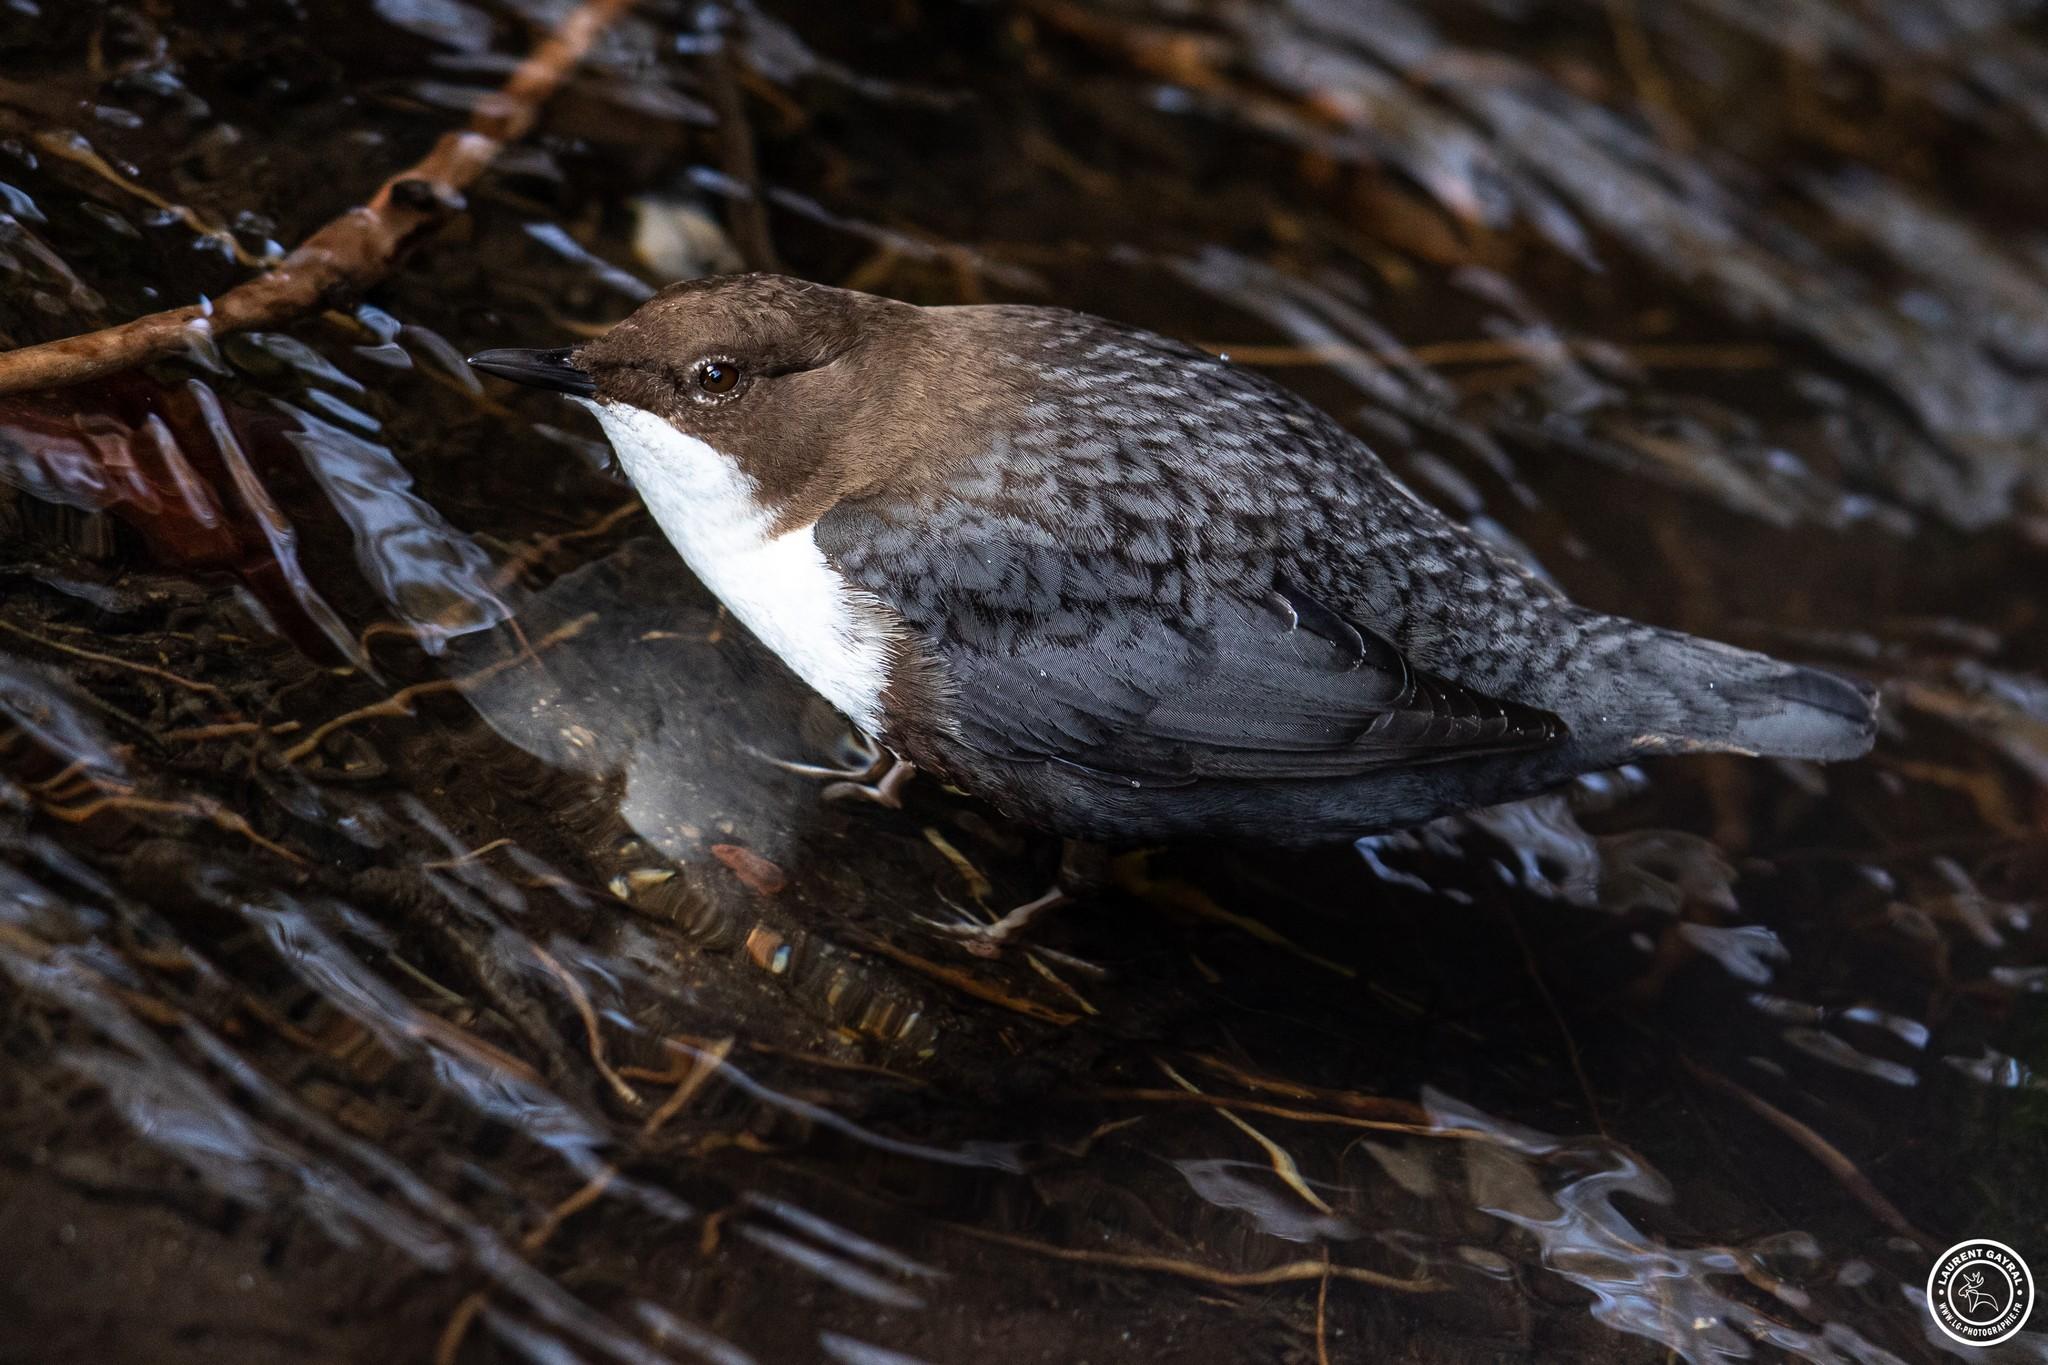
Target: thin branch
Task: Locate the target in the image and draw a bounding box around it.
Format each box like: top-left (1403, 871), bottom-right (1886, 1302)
top-left (0, 616), bottom-right (238, 711)
top-left (1682, 1059), bottom-right (1937, 1252)
top-left (1160, 1058), bottom-right (1333, 1215)
top-left (435, 1167), bottom-right (619, 1365)
top-left (852, 934), bottom-right (1081, 1026)
top-left (0, 0), bottom-right (637, 395)
top-left (946, 1223), bottom-right (1440, 1294)
top-left (530, 943), bottom-right (642, 1109)
top-left (1088, 1087), bottom-right (1495, 1141)
top-left (37, 791), bottom-right (306, 865)
top-left (281, 613), bottom-right (591, 763)
top-left (1315, 1249), bottom-right (1333, 1365)
top-left (640, 1035), bottom-right (733, 1140)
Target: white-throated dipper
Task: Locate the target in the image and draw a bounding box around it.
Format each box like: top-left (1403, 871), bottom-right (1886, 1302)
top-left (471, 274), bottom-right (1877, 850)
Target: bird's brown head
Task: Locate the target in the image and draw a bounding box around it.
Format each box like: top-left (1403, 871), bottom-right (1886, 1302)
top-left (473, 273), bottom-right (1023, 530)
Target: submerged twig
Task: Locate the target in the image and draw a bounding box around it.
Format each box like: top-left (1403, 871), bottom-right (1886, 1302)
top-left (435, 1167), bottom-right (620, 1365)
top-left (29, 129), bottom-right (274, 268)
top-left (422, 837), bottom-right (516, 871)
top-left (853, 935), bottom-right (1081, 1026)
top-left (1682, 1059), bottom-right (1936, 1251)
top-left (1187, 1053), bottom-right (1438, 1126)
top-left (518, 1167), bottom-right (619, 1254)
top-left (1115, 856), bottom-right (1356, 978)
top-left (1315, 1249), bottom-right (1333, 1365)
top-left (530, 944), bottom-right (642, 1109)
top-left (619, 1036), bottom-right (926, 1088)
top-left (1500, 905), bottom-right (1608, 1139)
top-left (37, 791), bottom-right (306, 865)
top-left (282, 614), bottom-right (591, 764)
top-left (0, 616), bottom-right (239, 712)
top-left (159, 720), bottom-right (300, 743)
top-left (1159, 1059), bottom-right (1332, 1215)
top-left (433, 1295), bottom-right (487, 1365)
top-left (640, 1035), bottom-right (733, 1140)
top-left (947, 1223), bottom-right (1439, 1294)
top-left (1089, 1087), bottom-right (1493, 1141)
top-left (0, 0), bottom-right (636, 395)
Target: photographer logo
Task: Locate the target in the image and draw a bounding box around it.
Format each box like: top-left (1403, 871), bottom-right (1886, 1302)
top-left (1927, 1240), bottom-right (2032, 1347)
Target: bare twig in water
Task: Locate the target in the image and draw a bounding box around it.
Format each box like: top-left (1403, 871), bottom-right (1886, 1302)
top-left (1315, 1249), bottom-right (1333, 1365)
top-left (921, 826), bottom-right (993, 903)
top-left (1114, 855), bottom-right (1356, 977)
top-left (282, 614), bottom-right (592, 764)
top-left (158, 720), bottom-right (301, 743)
top-left (1021, 952), bottom-right (1099, 1016)
top-left (412, 1012), bottom-right (548, 1087)
top-left (0, 0), bottom-right (637, 395)
top-left (435, 1167), bottom-right (620, 1365)
top-left (852, 935), bottom-right (1081, 1026)
top-left (530, 944), bottom-right (642, 1108)
top-left (1159, 1059), bottom-right (1333, 1214)
top-left (25, 758), bottom-right (120, 796)
top-left (1088, 1087), bottom-right (1493, 1142)
top-left (947, 1223), bottom-right (1439, 1294)
top-left (1499, 904), bottom-right (1608, 1139)
top-left (485, 501), bottom-right (644, 595)
top-left (640, 1035), bottom-right (734, 1140)
top-left (433, 1294), bottom-right (488, 1365)
top-left (618, 1036), bottom-right (925, 1088)
top-left (422, 837), bottom-right (516, 870)
top-left (1682, 1059), bottom-right (1936, 1252)
top-left (1187, 1053), bottom-right (1439, 1126)
top-left (28, 130), bottom-right (273, 269)
top-left (0, 616), bottom-right (239, 712)
top-left (517, 1167), bottom-right (619, 1254)
top-left (37, 791), bottom-right (307, 865)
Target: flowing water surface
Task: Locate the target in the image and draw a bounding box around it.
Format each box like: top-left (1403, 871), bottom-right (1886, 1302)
top-left (1, 2), bottom-right (2046, 1362)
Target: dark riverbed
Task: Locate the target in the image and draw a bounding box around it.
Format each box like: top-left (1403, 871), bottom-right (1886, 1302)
top-left (2, 2), bottom-right (2046, 1362)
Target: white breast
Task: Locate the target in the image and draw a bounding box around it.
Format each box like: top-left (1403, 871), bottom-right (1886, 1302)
top-left (578, 400), bottom-right (896, 735)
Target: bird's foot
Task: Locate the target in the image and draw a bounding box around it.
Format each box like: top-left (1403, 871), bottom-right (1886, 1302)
top-left (918, 839), bottom-right (1110, 967)
top-left (752, 731), bottom-right (915, 809)
top-left (922, 886), bottom-right (1070, 959)
top-left (822, 755), bottom-right (916, 809)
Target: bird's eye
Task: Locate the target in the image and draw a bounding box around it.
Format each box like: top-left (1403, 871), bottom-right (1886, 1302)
top-left (696, 361), bottom-right (740, 395)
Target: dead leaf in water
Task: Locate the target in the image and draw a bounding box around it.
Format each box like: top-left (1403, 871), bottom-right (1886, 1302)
top-left (713, 842), bottom-right (788, 895)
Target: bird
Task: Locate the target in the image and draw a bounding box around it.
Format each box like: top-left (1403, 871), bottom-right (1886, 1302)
top-left (470, 273), bottom-right (1876, 918)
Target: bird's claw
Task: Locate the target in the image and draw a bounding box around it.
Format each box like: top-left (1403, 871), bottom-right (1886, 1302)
top-left (916, 915), bottom-right (1012, 959)
top-left (748, 732), bottom-right (915, 807)
top-left (918, 886), bottom-right (1071, 959)
top-left (821, 755), bottom-right (916, 809)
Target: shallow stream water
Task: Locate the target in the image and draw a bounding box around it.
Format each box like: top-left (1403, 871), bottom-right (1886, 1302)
top-left (2, 2), bottom-right (2047, 1362)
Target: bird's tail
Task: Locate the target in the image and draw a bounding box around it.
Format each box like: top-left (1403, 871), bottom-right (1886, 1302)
top-left (1576, 620), bottom-right (1878, 763)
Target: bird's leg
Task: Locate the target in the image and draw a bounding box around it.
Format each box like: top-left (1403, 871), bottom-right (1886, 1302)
top-left (753, 730), bottom-right (916, 809)
top-left (928, 839), bottom-right (1108, 958)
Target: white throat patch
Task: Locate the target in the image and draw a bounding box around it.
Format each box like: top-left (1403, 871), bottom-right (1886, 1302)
top-left (579, 400), bottom-right (895, 734)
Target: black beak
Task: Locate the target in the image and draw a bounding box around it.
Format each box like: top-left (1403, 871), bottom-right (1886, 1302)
top-left (467, 346), bottom-right (595, 397)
